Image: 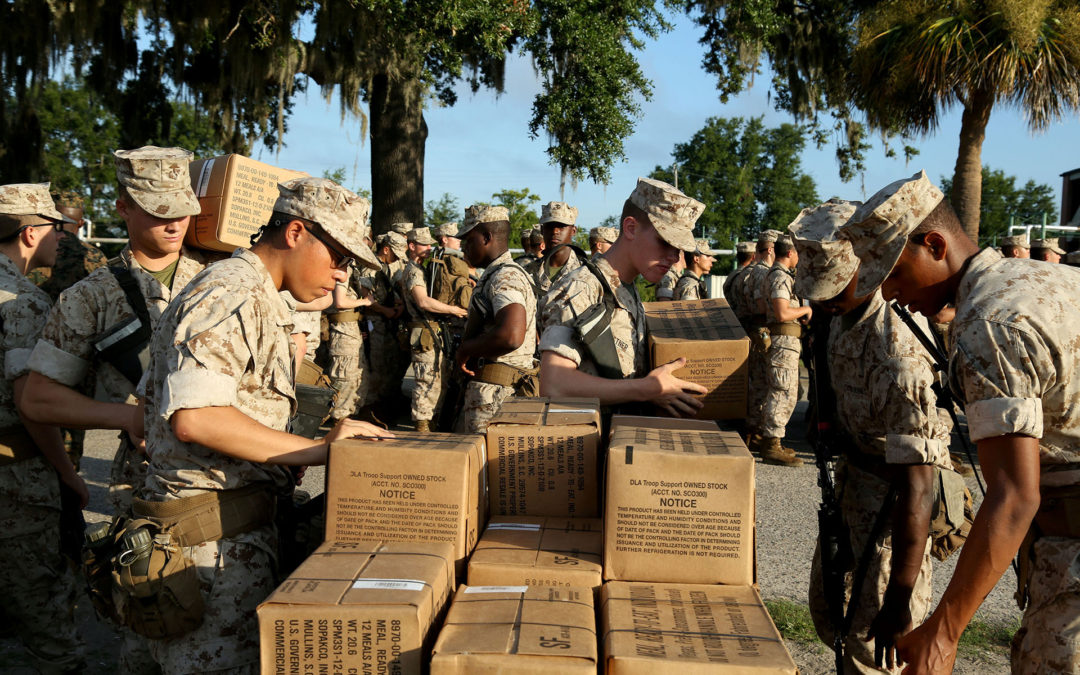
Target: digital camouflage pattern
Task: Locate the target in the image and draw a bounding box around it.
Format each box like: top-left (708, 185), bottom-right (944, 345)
top-left (0, 182), bottom-right (65, 223)
top-left (401, 260), bottom-right (445, 421)
top-left (809, 463), bottom-right (934, 675)
top-left (327, 267), bottom-right (369, 420)
top-left (30, 246), bottom-right (206, 512)
top-left (460, 251), bottom-right (536, 433)
top-left (672, 270), bottom-right (704, 301)
top-left (760, 264), bottom-right (800, 439)
top-left (364, 260), bottom-right (403, 407)
top-left (539, 255), bottom-right (647, 379)
top-left (1031, 237), bottom-right (1066, 255)
top-left (407, 227), bottom-right (435, 246)
top-left (789, 199), bottom-right (861, 302)
top-left (539, 201), bottom-right (579, 226)
top-left (26, 231), bottom-right (108, 301)
top-left (1010, 535), bottom-right (1080, 673)
top-left (656, 267), bottom-right (679, 299)
top-left (113, 146), bottom-right (201, 219)
top-left (722, 264), bottom-right (750, 317)
top-left (524, 248), bottom-right (582, 315)
top-left (627, 177), bottom-right (702, 252)
top-left (592, 226), bottom-right (619, 244)
top-left (0, 252), bottom-right (85, 672)
top-left (274, 177), bottom-right (380, 270)
top-left (999, 234), bottom-right (1030, 249)
top-left (741, 260), bottom-right (773, 434)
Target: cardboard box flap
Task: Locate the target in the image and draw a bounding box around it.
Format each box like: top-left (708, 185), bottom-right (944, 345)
top-left (473, 517), bottom-right (603, 567)
top-left (643, 298), bottom-right (747, 341)
top-left (609, 426), bottom-right (751, 457)
top-left (610, 414), bottom-right (719, 432)
top-left (435, 586), bottom-right (596, 660)
top-left (333, 432), bottom-right (480, 454)
top-left (602, 582), bottom-right (795, 672)
top-left (488, 397), bottom-right (600, 428)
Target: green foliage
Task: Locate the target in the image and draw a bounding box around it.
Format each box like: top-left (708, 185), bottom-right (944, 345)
top-left (763, 599), bottom-right (823, 645)
top-left (491, 187), bottom-right (542, 249)
top-left (957, 617), bottom-right (1019, 657)
top-left (940, 167), bottom-right (1056, 240)
top-left (321, 167), bottom-right (371, 199)
top-left (650, 116), bottom-right (816, 245)
top-left (425, 193), bottom-right (461, 226)
top-left (635, 276), bottom-right (657, 303)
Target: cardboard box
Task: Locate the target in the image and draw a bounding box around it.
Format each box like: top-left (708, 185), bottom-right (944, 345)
top-left (467, 516), bottom-right (603, 592)
top-left (257, 540), bottom-right (454, 675)
top-left (485, 397), bottom-right (601, 517)
top-left (187, 154), bottom-right (306, 252)
top-left (430, 585), bottom-right (597, 674)
top-left (601, 581), bottom-right (797, 674)
top-left (325, 432), bottom-right (486, 575)
top-left (604, 419), bottom-right (755, 585)
top-left (644, 298), bottom-right (749, 419)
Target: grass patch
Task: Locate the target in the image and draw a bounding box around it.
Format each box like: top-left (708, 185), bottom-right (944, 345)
top-left (764, 599), bottom-right (823, 645)
top-left (957, 618), bottom-right (1018, 657)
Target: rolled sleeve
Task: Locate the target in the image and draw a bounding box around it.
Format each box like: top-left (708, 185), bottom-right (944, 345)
top-left (539, 325), bottom-right (583, 366)
top-left (656, 287), bottom-right (673, 299)
top-left (159, 368), bottom-right (239, 420)
top-left (4, 347), bottom-right (34, 381)
top-left (886, 434), bottom-right (951, 466)
top-left (966, 397), bottom-right (1043, 442)
top-left (27, 339), bottom-right (90, 386)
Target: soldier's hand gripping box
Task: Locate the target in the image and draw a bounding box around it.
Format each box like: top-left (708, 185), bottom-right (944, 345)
top-left (467, 516), bottom-right (603, 593)
top-left (604, 418), bottom-right (756, 585)
top-left (485, 397), bottom-right (601, 517)
top-left (325, 432), bottom-right (486, 576)
top-left (601, 581), bottom-right (797, 674)
top-left (187, 154), bottom-right (307, 252)
top-left (430, 585), bottom-right (597, 674)
top-left (257, 540), bottom-right (454, 675)
top-left (643, 298), bottom-right (749, 419)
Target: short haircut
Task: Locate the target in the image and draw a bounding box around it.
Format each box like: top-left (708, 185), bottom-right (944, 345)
top-left (251, 210), bottom-right (318, 247)
top-left (911, 200), bottom-right (965, 239)
top-left (774, 239), bottom-right (795, 258)
top-left (736, 250), bottom-right (753, 264)
top-left (588, 230), bottom-right (600, 245)
top-left (620, 198), bottom-right (651, 229)
top-left (0, 214), bottom-right (49, 243)
top-left (756, 241), bottom-right (773, 254)
top-left (479, 219), bottom-right (510, 243)
top-left (683, 250), bottom-right (696, 266)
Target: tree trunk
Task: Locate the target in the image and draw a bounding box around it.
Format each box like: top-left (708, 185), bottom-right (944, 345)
top-left (369, 72), bottom-right (427, 235)
top-left (950, 87), bottom-right (994, 242)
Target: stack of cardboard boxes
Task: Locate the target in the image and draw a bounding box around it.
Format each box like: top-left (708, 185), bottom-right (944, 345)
top-left (256, 395), bottom-right (797, 673)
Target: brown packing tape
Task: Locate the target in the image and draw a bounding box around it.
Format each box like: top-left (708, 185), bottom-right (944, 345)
top-left (443, 594), bottom-right (597, 657)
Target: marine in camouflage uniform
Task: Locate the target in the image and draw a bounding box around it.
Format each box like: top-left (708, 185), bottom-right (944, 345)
top-left (326, 265), bottom-right (372, 421)
top-left (722, 241), bottom-right (755, 325)
top-left (0, 183), bottom-right (85, 674)
top-left (363, 232), bottom-right (406, 411)
top-left (742, 230), bottom-right (780, 441)
top-left (793, 199), bottom-right (957, 674)
top-left (454, 205), bottom-right (537, 433)
top-left (139, 177), bottom-right (385, 673)
top-left (400, 227), bottom-right (467, 430)
top-left (672, 239), bottom-right (720, 301)
top-left (525, 201), bottom-right (582, 316)
top-left (842, 170), bottom-right (1080, 675)
top-left (588, 225), bottom-right (618, 259)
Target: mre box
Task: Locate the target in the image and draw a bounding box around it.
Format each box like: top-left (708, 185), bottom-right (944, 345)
top-left (325, 432), bottom-right (486, 575)
top-left (604, 419), bottom-right (755, 585)
top-left (485, 397), bottom-right (601, 518)
top-left (430, 585), bottom-right (597, 674)
top-left (187, 154), bottom-right (306, 252)
top-left (467, 516), bottom-right (603, 592)
top-left (257, 540), bottom-right (454, 675)
top-left (644, 298), bottom-right (749, 419)
top-left (602, 581), bottom-right (797, 674)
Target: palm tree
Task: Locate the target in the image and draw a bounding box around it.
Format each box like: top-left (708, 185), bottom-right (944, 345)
top-left (849, 0), bottom-right (1080, 240)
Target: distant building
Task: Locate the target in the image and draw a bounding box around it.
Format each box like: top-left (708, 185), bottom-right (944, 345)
top-left (1060, 167), bottom-right (1080, 226)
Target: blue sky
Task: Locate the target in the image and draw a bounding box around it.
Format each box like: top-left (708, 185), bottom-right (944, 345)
top-left (264, 13), bottom-right (1080, 231)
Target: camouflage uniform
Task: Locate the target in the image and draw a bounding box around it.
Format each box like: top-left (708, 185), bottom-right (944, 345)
top-left (656, 267), bottom-right (680, 300)
top-left (524, 247), bottom-right (582, 317)
top-left (26, 230), bottom-right (108, 300)
top-left (29, 246), bottom-right (206, 513)
top-left (0, 251), bottom-right (85, 674)
top-left (760, 263), bottom-right (801, 439)
top-left (743, 259), bottom-right (773, 434)
top-left (364, 255), bottom-right (403, 407)
top-left (326, 267), bottom-right (368, 420)
top-left (539, 255), bottom-right (647, 379)
top-left (140, 248), bottom-right (296, 674)
top-left (947, 248), bottom-right (1080, 674)
top-left (672, 270), bottom-right (704, 301)
top-left (459, 250), bottom-right (537, 433)
top-left (401, 260), bottom-right (446, 422)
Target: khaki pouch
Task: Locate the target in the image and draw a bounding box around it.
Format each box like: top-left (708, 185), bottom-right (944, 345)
top-left (929, 468), bottom-right (974, 561)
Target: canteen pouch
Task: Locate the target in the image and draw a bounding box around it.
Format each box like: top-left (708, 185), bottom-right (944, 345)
top-left (928, 467), bottom-right (973, 561)
top-left (110, 518), bottom-right (205, 639)
top-left (750, 326), bottom-right (772, 354)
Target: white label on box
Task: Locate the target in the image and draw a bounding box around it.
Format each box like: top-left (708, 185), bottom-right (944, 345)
top-left (352, 578), bottom-right (426, 592)
top-left (547, 408), bottom-right (596, 414)
top-left (195, 158), bottom-right (217, 198)
top-left (464, 585), bottom-right (528, 594)
top-left (487, 523), bottom-right (542, 531)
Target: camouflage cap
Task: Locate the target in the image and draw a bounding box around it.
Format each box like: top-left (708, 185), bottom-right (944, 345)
top-left (432, 222), bottom-right (459, 238)
top-left (380, 231), bottom-right (408, 261)
top-left (789, 199), bottom-right (862, 301)
top-left (628, 177), bottom-right (702, 252)
top-left (459, 204), bottom-right (510, 238)
top-left (757, 229), bottom-right (782, 246)
top-left (50, 190), bottom-right (84, 210)
top-left (839, 170), bottom-right (944, 297)
top-left (999, 234), bottom-right (1030, 249)
top-left (274, 177), bottom-right (380, 270)
top-left (540, 201), bottom-right (578, 226)
top-left (390, 222), bottom-right (414, 235)
top-left (407, 227), bottom-right (436, 246)
top-left (692, 239), bottom-right (723, 256)
top-left (736, 241), bottom-right (756, 255)
top-left (526, 229), bottom-right (544, 246)
top-left (591, 226), bottom-right (619, 244)
top-left (0, 183), bottom-right (65, 223)
top-left (114, 146), bottom-right (201, 219)
top-left (1031, 237), bottom-right (1066, 255)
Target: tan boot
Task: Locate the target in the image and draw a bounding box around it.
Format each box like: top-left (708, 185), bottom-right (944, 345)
top-left (761, 437), bottom-right (803, 467)
top-left (415, 419), bottom-right (430, 433)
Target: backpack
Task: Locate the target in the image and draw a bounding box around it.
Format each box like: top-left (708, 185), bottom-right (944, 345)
top-left (428, 249), bottom-right (472, 310)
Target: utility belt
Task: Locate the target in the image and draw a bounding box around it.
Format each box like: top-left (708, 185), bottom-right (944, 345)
top-left (1016, 480), bottom-right (1080, 610)
top-left (407, 320), bottom-right (439, 332)
top-left (328, 310), bottom-right (363, 324)
top-left (474, 360), bottom-right (540, 397)
top-left (0, 425), bottom-right (38, 467)
top-left (85, 483), bottom-right (277, 639)
top-left (768, 322), bottom-right (803, 338)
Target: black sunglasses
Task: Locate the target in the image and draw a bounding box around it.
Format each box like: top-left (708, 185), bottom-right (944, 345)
top-left (19, 220), bottom-right (63, 234)
top-left (304, 225), bottom-right (355, 272)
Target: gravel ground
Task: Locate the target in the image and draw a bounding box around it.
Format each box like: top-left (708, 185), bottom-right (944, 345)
top-left (1, 396), bottom-right (1017, 673)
